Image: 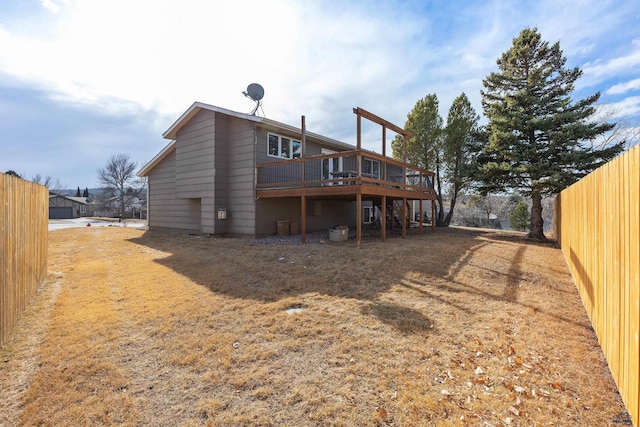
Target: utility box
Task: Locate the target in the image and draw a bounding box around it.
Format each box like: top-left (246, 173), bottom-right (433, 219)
top-left (329, 226), bottom-right (348, 242)
top-left (276, 221), bottom-right (290, 236)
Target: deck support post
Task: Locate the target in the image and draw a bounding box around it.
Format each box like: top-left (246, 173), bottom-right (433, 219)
top-left (381, 195), bottom-right (386, 242)
top-left (419, 198), bottom-right (423, 235)
top-left (301, 115), bottom-right (306, 185)
top-left (301, 195), bottom-right (306, 243)
top-left (356, 193), bottom-right (362, 248)
top-left (402, 197), bottom-right (407, 238)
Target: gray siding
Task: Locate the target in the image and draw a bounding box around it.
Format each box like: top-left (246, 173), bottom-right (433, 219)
top-left (225, 116), bottom-right (257, 235)
top-left (147, 149), bottom-right (201, 231)
top-left (176, 109), bottom-right (215, 199)
top-left (210, 113), bottom-right (229, 234)
top-left (306, 200), bottom-right (357, 230)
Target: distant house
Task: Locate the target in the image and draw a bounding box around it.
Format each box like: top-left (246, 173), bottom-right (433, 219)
top-left (102, 195), bottom-right (146, 218)
top-left (49, 194), bottom-right (88, 219)
top-left (138, 102), bottom-right (436, 243)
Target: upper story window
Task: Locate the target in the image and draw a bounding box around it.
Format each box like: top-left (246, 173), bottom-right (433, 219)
top-left (268, 133), bottom-right (302, 160)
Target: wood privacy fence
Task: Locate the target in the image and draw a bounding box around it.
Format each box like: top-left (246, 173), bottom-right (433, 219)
top-left (0, 173), bottom-right (49, 348)
top-left (554, 144), bottom-right (640, 426)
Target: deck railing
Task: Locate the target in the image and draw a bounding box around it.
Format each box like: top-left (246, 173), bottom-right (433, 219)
top-left (257, 150), bottom-right (435, 195)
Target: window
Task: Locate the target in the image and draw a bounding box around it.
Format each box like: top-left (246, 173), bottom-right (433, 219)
top-left (363, 206), bottom-right (374, 224)
top-left (268, 133), bottom-right (302, 159)
top-left (80, 205), bottom-right (86, 214)
top-left (363, 157), bottom-right (380, 178)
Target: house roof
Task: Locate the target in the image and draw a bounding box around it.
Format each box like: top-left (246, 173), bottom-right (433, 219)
top-left (138, 101), bottom-right (357, 177)
top-left (137, 140), bottom-right (176, 177)
top-left (162, 102), bottom-right (262, 140)
top-left (49, 194), bottom-right (88, 205)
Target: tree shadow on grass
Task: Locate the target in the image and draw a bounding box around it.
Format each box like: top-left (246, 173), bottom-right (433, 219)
top-left (361, 301), bottom-right (433, 335)
top-left (126, 229), bottom-right (483, 304)
top-left (127, 227), bottom-right (587, 329)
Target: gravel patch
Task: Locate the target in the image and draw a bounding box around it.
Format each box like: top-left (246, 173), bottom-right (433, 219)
top-left (250, 231), bottom-right (329, 245)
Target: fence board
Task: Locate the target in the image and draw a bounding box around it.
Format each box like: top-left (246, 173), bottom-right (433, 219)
top-left (0, 173), bottom-right (48, 348)
top-left (555, 145), bottom-right (640, 426)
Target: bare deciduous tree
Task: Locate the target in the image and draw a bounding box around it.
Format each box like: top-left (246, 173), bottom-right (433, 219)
top-left (31, 174), bottom-right (62, 193)
top-left (97, 153), bottom-right (142, 218)
top-left (592, 106), bottom-right (640, 151)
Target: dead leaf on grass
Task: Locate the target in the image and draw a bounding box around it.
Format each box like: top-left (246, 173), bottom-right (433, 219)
top-left (550, 381), bottom-right (564, 391)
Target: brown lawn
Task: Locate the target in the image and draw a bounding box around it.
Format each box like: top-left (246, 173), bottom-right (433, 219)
top-left (0, 226), bottom-right (631, 426)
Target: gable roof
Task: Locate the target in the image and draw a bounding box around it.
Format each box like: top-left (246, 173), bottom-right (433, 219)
top-left (137, 140), bottom-right (176, 177)
top-left (138, 101), bottom-right (356, 177)
top-left (162, 102), bottom-right (262, 140)
top-left (49, 194), bottom-right (88, 205)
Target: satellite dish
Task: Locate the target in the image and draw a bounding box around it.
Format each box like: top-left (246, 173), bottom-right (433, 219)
top-left (245, 83), bottom-right (264, 101)
top-left (242, 83), bottom-right (264, 115)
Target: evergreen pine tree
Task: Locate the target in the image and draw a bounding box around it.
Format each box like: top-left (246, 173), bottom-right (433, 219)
top-left (75, 186), bottom-right (81, 197)
top-left (83, 187), bottom-right (89, 197)
top-left (391, 94), bottom-right (446, 225)
top-left (478, 28), bottom-right (623, 240)
top-left (443, 93), bottom-right (479, 226)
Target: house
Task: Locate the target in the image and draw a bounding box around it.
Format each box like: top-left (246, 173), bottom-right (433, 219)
top-left (91, 195), bottom-right (146, 218)
top-left (49, 194), bottom-right (88, 219)
top-left (138, 102), bottom-right (437, 244)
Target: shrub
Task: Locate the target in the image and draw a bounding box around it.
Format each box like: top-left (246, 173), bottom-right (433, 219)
top-left (510, 200), bottom-right (530, 231)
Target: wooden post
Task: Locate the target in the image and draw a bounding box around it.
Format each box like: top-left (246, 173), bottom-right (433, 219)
top-left (356, 112), bottom-right (362, 178)
top-left (419, 198), bottom-right (423, 235)
top-left (382, 125), bottom-right (386, 181)
top-left (419, 173), bottom-right (423, 235)
top-left (301, 195), bottom-right (306, 244)
top-left (357, 112), bottom-right (361, 150)
top-left (381, 195), bottom-right (386, 242)
top-left (301, 115), bottom-right (306, 185)
top-left (403, 134), bottom-right (407, 163)
top-left (356, 193), bottom-right (362, 248)
top-left (402, 134), bottom-right (407, 198)
top-left (382, 125), bottom-right (386, 157)
top-left (402, 197), bottom-right (407, 238)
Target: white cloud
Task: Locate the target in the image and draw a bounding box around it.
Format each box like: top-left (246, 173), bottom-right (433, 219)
top-left (41, 0), bottom-right (60, 13)
top-left (597, 96), bottom-right (640, 119)
top-left (583, 39), bottom-right (640, 79)
top-left (607, 78), bottom-right (640, 95)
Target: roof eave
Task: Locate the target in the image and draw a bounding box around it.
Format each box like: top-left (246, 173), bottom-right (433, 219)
top-left (138, 140), bottom-right (176, 177)
top-left (162, 102), bottom-right (262, 140)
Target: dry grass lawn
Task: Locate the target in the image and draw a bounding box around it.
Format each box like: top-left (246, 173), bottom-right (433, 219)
top-left (0, 226), bottom-right (631, 426)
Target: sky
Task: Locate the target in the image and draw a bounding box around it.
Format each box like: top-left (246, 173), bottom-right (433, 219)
top-left (0, 0), bottom-right (639, 189)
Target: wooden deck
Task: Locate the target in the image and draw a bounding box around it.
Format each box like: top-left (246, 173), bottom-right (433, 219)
top-left (256, 150), bottom-right (437, 245)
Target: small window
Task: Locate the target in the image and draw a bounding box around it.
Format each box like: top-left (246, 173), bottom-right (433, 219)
top-left (80, 205), bottom-right (87, 214)
top-left (268, 134), bottom-right (279, 156)
top-left (267, 133), bottom-right (301, 160)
